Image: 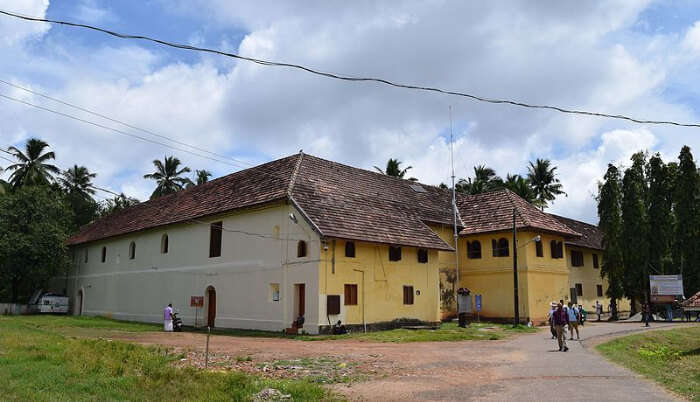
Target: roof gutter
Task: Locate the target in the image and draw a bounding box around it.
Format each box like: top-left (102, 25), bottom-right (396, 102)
top-left (287, 195), bottom-right (324, 237)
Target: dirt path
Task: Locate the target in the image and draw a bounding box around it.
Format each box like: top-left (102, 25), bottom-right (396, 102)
top-left (82, 322), bottom-right (696, 401)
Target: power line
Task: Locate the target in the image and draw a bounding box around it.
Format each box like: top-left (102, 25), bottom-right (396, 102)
top-left (0, 79), bottom-right (257, 168)
top-left (1, 9), bottom-right (699, 128)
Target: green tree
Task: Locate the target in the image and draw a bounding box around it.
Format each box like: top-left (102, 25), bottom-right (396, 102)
top-left (0, 166), bottom-right (9, 195)
top-left (646, 154), bottom-right (674, 275)
top-left (674, 146), bottom-right (699, 296)
top-left (0, 186), bottom-right (73, 302)
top-left (5, 138), bottom-right (60, 188)
top-left (144, 156), bottom-right (192, 199)
top-left (98, 193), bottom-right (140, 218)
top-left (456, 165), bottom-right (503, 194)
top-left (598, 164), bottom-right (625, 320)
top-left (527, 158), bottom-right (566, 210)
top-left (195, 169), bottom-right (212, 185)
top-left (58, 165), bottom-right (98, 229)
top-left (504, 174), bottom-right (536, 203)
top-left (621, 152), bottom-right (649, 312)
top-left (374, 158), bottom-right (417, 181)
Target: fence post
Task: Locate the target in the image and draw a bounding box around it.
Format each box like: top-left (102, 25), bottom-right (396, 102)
top-left (205, 326), bottom-right (211, 369)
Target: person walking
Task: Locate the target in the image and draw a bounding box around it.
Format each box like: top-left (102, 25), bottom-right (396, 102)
top-left (642, 302), bottom-right (651, 327)
top-left (578, 304), bottom-right (586, 326)
top-left (595, 301), bottom-right (602, 321)
top-left (547, 302), bottom-right (557, 339)
top-left (567, 302), bottom-right (580, 340)
top-left (164, 303), bottom-right (174, 332)
top-left (552, 303), bottom-right (569, 352)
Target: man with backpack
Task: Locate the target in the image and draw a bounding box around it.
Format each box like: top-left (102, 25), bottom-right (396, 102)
top-left (566, 302), bottom-right (580, 340)
top-left (552, 302), bottom-right (569, 352)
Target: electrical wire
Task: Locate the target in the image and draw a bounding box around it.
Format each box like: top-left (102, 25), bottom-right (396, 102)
top-left (1, 9), bottom-right (699, 128)
top-left (0, 79), bottom-right (256, 168)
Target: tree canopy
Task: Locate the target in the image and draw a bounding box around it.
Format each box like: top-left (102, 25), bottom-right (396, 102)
top-left (527, 158), bottom-right (566, 210)
top-left (374, 158), bottom-right (417, 181)
top-left (144, 156), bottom-right (193, 199)
top-left (5, 138), bottom-right (60, 188)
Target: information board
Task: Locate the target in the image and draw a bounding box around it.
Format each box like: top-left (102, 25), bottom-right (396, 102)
top-left (650, 275), bottom-right (684, 296)
top-left (190, 296), bottom-right (204, 307)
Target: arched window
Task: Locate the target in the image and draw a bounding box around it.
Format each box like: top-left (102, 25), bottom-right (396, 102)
top-left (297, 240), bottom-right (307, 258)
top-left (467, 240), bottom-right (481, 259)
top-left (129, 242), bottom-right (136, 260)
top-left (535, 239), bottom-right (543, 257)
top-left (345, 241), bottom-right (356, 258)
top-left (101, 246), bottom-right (106, 263)
top-left (161, 234), bottom-right (169, 254)
top-left (492, 238), bottom-right (509, 257)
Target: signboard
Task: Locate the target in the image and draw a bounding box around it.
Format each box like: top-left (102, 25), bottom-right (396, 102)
top-left (475, 294), bottom-right (482, 312)
top-left (650, 275), bottom-right (683, 297)
top-left (190, 296), bottom-right (204, 307)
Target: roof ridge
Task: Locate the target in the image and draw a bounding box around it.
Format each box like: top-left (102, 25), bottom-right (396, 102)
top-left (504, 188), bottom-right (531, 227)
top-left (286, 151), bottom-right (304, 197)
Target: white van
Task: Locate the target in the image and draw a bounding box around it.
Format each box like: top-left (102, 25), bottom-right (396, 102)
top-left (28, 290), bottom-right (70, 314)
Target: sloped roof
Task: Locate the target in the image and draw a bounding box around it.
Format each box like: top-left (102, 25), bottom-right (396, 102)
top-left (681, 291), bottom-right (700, 308)
top-left (549, 214), bottom-right (603, 250)
top-left (455, 189), bottom-right (581, 238)
top-left (68, 153), bottom-right (454, 251)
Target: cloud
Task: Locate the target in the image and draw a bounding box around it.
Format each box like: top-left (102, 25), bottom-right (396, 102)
top-left (0, 0), bottom-right (50, 45)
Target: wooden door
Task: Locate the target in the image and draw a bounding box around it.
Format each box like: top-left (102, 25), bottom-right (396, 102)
top-left (298, 284), bottom-right (305, 317)
top-left (207, 288), bottom-right (216, 327)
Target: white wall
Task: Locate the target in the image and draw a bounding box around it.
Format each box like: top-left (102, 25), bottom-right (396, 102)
top-left (59, 201), bottom-right (322, 333)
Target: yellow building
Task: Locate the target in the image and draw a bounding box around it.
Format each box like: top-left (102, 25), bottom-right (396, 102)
top-left (61, 153), bottom-right (625, 333)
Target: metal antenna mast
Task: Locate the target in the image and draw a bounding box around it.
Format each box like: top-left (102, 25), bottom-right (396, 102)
top-left (450, 106), bottom-right (460, 299)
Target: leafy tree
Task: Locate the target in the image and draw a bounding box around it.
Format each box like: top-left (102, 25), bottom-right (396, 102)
top-left (5, 138), bottom-right (60, 188)
top-left (621, 152), bottom-right (649, 311)
top-left (674, 146), bottom-right (699, 296)
top-left (374, 158), bottom-right (417, 181)
top-left (456, 165), bottom-right (503, 194)
top-left (0, 166), bottom-right (8, 196)
top-left (0, 186), bottom-right (72, 302)
top-left (59, 165), bottom-right (99, 228)
top-left (98, 193), bottom-right (140, 218)
top-left (598, 164), bottom-right (625, 320)
top-left (144, 156), bottom-right (192, 199)
top-left (646, 154), bottom-right (674, 275)
top-left (527, 158), bottom-right (566, 210)
top-left (504, 174), bottom-right (536, 203)
top-left (195, 169), bottom-right (212, 185)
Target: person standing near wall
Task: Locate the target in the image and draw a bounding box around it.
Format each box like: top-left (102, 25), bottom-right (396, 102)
top-left (164, 303), bottom-right (173, 332)
top-left (552, 303), bottom-right (569, 352)
top-left (567, 302), bottom-right (580, 340)
top-left (595, 301), bottom-right (602, 321)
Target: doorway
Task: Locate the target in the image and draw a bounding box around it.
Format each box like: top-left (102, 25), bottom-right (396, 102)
top-left (206, 286), bottom-right (216, 328)
top-left (569, 288), bottom-right (577, 305)
top-left (294, 283), bottom-right (305, 318)
top-left (76, 290), bottom-right (83, 316)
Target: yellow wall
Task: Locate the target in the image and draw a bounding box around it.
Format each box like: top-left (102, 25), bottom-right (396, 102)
top-left (565, 246), bottom-right (630, 313)
top-left (318, 239), bottom-right (441, 326)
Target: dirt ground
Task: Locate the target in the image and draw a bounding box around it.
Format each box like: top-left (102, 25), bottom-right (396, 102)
top-left (65, 322), bottom-right (695, 401)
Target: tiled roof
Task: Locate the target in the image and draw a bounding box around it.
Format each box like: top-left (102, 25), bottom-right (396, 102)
top-left (681, 291), bottom-right (700, 308)
top-left (456, 189), bottom-right (581, 238)
top-left (67, 155), bottom-right (299, 245)
top-left (549, 214), bottom-right (602, 250)
top-left (68, 153), bottom-right (454, 251)
top-left (291, 154), bottom-right (455, 251)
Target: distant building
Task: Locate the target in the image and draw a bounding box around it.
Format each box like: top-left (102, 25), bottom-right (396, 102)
top-left (57, 152), bottom-right (624, 333)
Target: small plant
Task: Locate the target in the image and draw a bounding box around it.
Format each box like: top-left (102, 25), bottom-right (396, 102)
top-left (236, 355), bottom-right (253, 362)
top-left (637, 344), bottom-right (681, 361)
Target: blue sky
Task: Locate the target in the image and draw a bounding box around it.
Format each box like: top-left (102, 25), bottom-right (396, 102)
top-left (1, 0), bottom-right (699, 223)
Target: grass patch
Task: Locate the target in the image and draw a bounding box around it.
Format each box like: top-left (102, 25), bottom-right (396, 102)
top-left (597, 326), bottom-right (700, 401)
top-left (297, 322), bottom-right (537, 342)
top-left (258, 357), bottom-right (363, 384)
top-left (2, 314), bottom-right (160, 332)
top-left (0, 317), bottom-right (337, 401)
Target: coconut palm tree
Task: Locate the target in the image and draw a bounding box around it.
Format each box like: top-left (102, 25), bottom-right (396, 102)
top-left (527, 158), bottom-right (566, 210)
top-left (456, 165), bottom-right (503, 194)
top-left (59, 165), bottom-right (96, 201)
top-left (5, 138), bottom-right (60, 188)
top-left (504, 174), bottom-right (536, 203)
top-left (195, 169), bottom-right (212, 185)
top-left (98, 193), bottom-right (140, 217)
top-left (144, 156), bottom-right (192, 199)
top-left (374, 158), bottom-right (417, 181)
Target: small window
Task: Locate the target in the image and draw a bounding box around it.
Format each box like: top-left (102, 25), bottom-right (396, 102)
top-left (596, 284), bottom-right (603, 297)
top-left (84, 249), bottom-right (88, 263)
top-left (209, 221), bottom-right (222, 258)
top-left (575, 283), bottom-right (583, 297)
top-left (389, 246), bottom-right (402, 261)
top-left (403, 286), bottom-right (414, 305)
top-left (550, 240), bottom-right (563, 259)
top-left (492, 238), bottom-right (509, 257)
top-left (101, 246), bottom-right (106, 263)
top-left (417, 249), bottom-right (428, 263)
top-left (571, 250), bottom-right (584, 267)
top-left (129, 242), bottom-right (136, 260)
top-left (345, 241), bottom-right (356, 258)
top-left (593, 253), bottom-right (599, 268)
top-left (297, 240), bottom-right (307, 258)
top-left (344, 284), bottom-right (358, 305)
top-left (161, 234), bottom-right (169, 254)
top-left (467, 240), bottom-right (482, 259)
top-left (535, 239), bottom-right (543, 257)
top-left (270, 283), bottom-right (280, 302)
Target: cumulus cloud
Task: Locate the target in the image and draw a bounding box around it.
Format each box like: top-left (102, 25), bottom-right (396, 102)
top-left (0, 0), bottom-right (50, 45)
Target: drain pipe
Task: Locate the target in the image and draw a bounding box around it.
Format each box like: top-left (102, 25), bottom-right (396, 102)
top-left (353, 269), bottom-right (366, 333)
